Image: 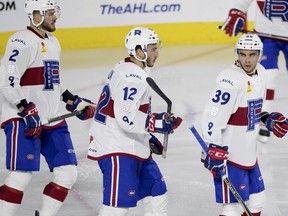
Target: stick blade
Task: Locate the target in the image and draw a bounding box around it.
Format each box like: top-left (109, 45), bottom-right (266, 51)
top-left (146, 77), bottom-right (172, 110)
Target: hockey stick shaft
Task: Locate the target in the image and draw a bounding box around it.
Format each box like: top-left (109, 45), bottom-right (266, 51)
top-left (217, 25), bottom-right (288, 41)
top-left (146, 77), bottom-right (172, 159)
top-left (41, 110), bottom-right (83, 125)
top-left (189, 125), bottom-right (252, 216)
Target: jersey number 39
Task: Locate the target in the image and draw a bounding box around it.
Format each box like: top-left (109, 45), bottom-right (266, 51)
top-left (212, 90), bottom-right (230, 105)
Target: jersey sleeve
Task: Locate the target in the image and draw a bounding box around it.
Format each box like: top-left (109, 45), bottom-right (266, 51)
top-left (201, 69), bottom-right (242, 147)
top-left (0, 32), bottom-right (32, 105)
top-left (113, 70), bottom-right (149, 134)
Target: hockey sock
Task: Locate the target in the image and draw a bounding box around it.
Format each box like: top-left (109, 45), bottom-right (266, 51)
top-left (0, 185), bottom-right (23, 216)
top-left (39, 182), bottom-right (69, 216)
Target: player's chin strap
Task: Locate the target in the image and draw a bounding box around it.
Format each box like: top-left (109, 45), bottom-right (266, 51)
top-left (133, 44), bottom-right (149, 65)
top-left (30, 16), bottom-right (45, 29)
top-left (31, 15), bottom-right (52, 34)
top-left (134, 52), bottom-right (148, 64)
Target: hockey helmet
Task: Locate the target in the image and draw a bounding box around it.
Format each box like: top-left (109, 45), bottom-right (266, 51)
top-left (24, 0), bottom-right (60, 19)
top-left (236, 33), bottom-right (263, 53)
top-left (125, 27), bottom-right (161, 57)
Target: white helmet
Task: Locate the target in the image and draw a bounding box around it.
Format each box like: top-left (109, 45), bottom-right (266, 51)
top-left (24, 0), bottom-right (60, 21)
top-left (236, 33), bottom-right (263, 52)
top-left (125, 27), bottom-right (160, 58)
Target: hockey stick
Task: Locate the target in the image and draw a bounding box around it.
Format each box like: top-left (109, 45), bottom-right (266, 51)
top-left (41, 110), bottom-right (83, 125)
top-left (217, 25), bottom-right (288, 41)
top-left (146, 77), bottom-right (172, 159)
top-left (189, 125), bottom-right (252, 216)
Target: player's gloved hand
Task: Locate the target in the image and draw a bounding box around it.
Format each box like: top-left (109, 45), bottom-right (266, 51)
top-left (204, 144), bottom-right (228, 178)
top-left (146, 112), bottom-right (182, 134)
top-left (221, 9), bottom-right (246, 36)
top-left (66, 96), bottom-right (96, 120)
top-left (264, 112), bottom-right (288, 138)
top-left (18, 102), bottom-right (42, 138)
top-left (149, 133), bottom-right (163, 155)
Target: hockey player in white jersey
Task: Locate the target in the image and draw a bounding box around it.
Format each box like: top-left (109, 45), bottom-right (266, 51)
top-left (201, 34), bottom-right (288, 215)
top-left (221, 0), bottom-right (288, 143)
top-left (88, 27), bottom-right (182, 216)
top-left (0, 0), bottom-right (96, 215)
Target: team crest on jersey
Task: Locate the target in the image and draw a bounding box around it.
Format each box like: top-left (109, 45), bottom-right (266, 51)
top-left (128, 190), bottom-right (136, 196)
top-left (26, 154), bottom-right (34, 160)
top-left (247, 98), bottom-right (263, 131)
top-left (43, 60), bottom-right (60, 90)
top-left (41, 42), bottom-right (47, 53)
top-left (239, 184), bottom-right (246, 191)
top-left (247, 81), bottom-right (252, 93)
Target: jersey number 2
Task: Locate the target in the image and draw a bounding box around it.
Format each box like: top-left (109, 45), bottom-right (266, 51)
top-left (94, 84), bottom-right (111, 124)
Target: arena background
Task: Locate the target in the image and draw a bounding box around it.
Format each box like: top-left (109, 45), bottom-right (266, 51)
top-left (0, 0), bottom-right (256, 54)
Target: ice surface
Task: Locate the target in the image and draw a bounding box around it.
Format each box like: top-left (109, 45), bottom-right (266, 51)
top-left (0, 44), bottom-right (287, 215)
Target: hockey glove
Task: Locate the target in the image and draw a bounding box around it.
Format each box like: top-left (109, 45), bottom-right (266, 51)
top-left (264, 112), bottom-right (288, 138)
top-left (146, 112), bottom-right (182, 134)
top-left (66, 96), bottom-right (96, 120)
top-left (149, 133), bottom-right (163, 155)
top-left (221, 9), bottom-right (246, 37)
top-left (204, 144), bottom-right (228, 178)
top-left (18, 102), bottom-right (42, 138)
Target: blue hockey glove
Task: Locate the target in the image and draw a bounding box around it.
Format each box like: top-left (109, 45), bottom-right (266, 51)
top-left (66, 96), bottom-right (96, 120)
top-left (149, 133), bottom-right (163, 155)
top-left (221, 9), bottom-right (246, 36)
top-left (146, 112), bottom-right (182, 134)
top-left (204, 144), bottom-right (228, 178)
top-left (18, 102), bottom-right (42, 138)
top-left (264, 112), bottom-right (288, 138)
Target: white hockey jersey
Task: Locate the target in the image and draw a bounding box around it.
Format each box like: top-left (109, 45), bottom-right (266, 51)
top-left (234, 0), bottom-right (288, 37)
top-left (0, 27), bottom-right (66, 128)
top-left (88, 58), bottom-right (152, 160)
top-left (201, 63), bottom-right (268, 168)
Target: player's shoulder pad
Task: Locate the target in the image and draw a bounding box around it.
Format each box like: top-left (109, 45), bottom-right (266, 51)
top-left (8, 29), bottom-right (35, 49)
top-left (216, 66), bottom-right (244, 89)
top-left (118, 63), bottom-right (148, 83)
top-left (256, 63), bottom-right (266, 74)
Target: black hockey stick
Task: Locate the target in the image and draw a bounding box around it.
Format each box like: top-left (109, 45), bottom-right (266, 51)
top-left (189, 125), bottom-right (252, 216)
top-left (217, 25), bottom-right (288, 41)
top-left (146, 77), bottom-right (172, 159)
top-left (41, 110), bottom-right (83, 125)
